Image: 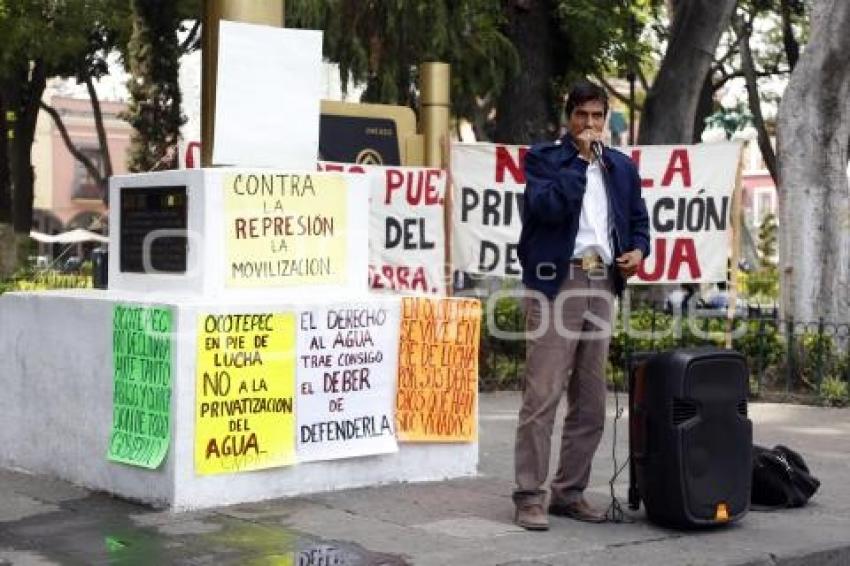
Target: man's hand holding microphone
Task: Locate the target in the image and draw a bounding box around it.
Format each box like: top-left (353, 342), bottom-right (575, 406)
top-left (575, 127), bottom-right (605, 162)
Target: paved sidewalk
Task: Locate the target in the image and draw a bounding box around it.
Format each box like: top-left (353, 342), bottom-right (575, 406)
top-left (1, 392), bottom-right (849, 565)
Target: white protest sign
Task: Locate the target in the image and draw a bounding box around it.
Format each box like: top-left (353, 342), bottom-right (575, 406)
top-left (213, 21), bottom-right (322, 168)
top-left (319, 162), bottom-right (447, 295)
top-left (295, 299), bottom-right (401, 462)
top-left (450, 142), bottom-right (741, 284)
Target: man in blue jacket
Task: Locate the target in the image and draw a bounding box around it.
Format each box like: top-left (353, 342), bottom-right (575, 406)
top-left (513, 81), bottom-right (650, 530)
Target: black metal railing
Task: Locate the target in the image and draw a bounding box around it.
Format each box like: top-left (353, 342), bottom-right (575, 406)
top-left (478, 294), bottom-right (850, 406)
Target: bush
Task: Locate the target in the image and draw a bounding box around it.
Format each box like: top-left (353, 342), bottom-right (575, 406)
top-left (80, 260), bottom-right (93, 277)
top-left (732, 319), bottom-right (786, 393)
top-left (0, 268), bottom-right (92, 294)
top-left (609, 308), bottom-right (726, 378)
top-left (476, 297), bottom-right (850, 406)
top-left (740, 267), bottom-right (779, 301)
top-left (479, 295), bottom-right (525, 390)
top-left (796, 330), bottom-right (839, 391)
top-left (819, 376), bottom-right (849, 407)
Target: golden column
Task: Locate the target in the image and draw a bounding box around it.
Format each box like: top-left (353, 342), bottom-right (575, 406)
top-left (420, 62), bottom-right (452, 295)
top-left (420, 62), bottom-right (451, 168)
top-left (201, 1), bottom-right (285, 166)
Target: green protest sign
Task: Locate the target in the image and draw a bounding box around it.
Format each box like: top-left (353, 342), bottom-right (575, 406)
top-left (108, 305), bottom-right (173, 469)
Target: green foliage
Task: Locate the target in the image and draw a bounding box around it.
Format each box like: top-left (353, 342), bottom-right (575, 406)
top-left (0, 267), bottom-right (92, 294)
top-left (757, 213), bottom-right (778, 265)
top-left (733, 319), bottom-right (785, 368)
top-left (553, 0), bottom-right (658, 81)
top-left (818, 376), bottom-right (849, 407)
top-left (80, 260), bottom-right (93, 277)
top-left (289, 0), bottom-right (518, 120)
top-left (795, 329), bottom-right (840, 390)
top-left (741, 267), bottom-right (779, 300)
top-left (608, 308), bottom-right (728, 388)
top-left (0, 1), bottom-right (132, 238)
top-left (123, 0), bottom-right (185, 172)
top-left (731, 319), bottom-right (785, 394)
top-left (475, 297), bottom-right (850, 406)
top-left (478, 294), bottom-right (525, 391)
top-left (289, 0), bottom-right (661, 129)
top-left (704, 102), bottom-right (753, 139)
top-left (740, 213), bottom-right (780, 300)
top-left (0, 1), bottom-right (131, 81)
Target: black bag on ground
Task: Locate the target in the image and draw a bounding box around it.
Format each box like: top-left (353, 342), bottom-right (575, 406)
top-left (751, 444), bottom-right (820, 509)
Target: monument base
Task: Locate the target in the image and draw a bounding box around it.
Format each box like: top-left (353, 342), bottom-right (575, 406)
top-left (0, 290), bottom-right (478, 510)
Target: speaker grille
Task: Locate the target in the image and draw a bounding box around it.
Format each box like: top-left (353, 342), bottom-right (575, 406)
top-left (737, 399), bottom-right (748, 417)
top-left (672, 399), bottom-right (698, 425)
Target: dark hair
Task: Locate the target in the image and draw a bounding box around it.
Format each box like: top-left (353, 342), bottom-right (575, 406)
top-left (564, 80), bottom-right (609, 118)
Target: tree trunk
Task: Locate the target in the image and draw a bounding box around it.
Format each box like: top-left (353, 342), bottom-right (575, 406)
top-left (639, 0), bottom-right (737, 144)
top-left (776, 0), bottom-right (850, 325)
top-left (0, 91), bottom-right (18, 278)
top-left (0, 224), bottom-right (23, 279)
top-left (40, 101), bottom-right (104, 187)
top-left (126, 0), bottom-right (184, 172)
top-left (0, 91), bottom-right (11, 225)
top-left (2, 60), bottom-right (47, 235)
top-left (692, 72), bottom-right (714, 143)
top-left (779, 0), bottom-right (800, 72)
top-left (737, 15), bottom-right (778, 183)
top-left (85, 72), bottom-right (113, 180)
top-left (494, 0), bottom-right (559, 144)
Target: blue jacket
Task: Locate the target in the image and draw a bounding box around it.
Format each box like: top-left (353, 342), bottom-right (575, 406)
top-left (517, 135), bottom-right (651, 298)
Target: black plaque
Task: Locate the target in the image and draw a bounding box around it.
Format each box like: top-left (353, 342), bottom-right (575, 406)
top-left (119, 186), bottom-right (188, 274)
top-left (319, 115), bottom-right (401, 165)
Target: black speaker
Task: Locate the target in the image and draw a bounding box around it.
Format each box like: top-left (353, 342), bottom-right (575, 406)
top-left (628, 348), bottom-right (752, 528)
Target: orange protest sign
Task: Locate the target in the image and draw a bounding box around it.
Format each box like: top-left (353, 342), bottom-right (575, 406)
top-left (395, 297), bottom-right (480, 442)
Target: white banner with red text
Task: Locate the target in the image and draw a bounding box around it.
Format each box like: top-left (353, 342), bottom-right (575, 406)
top-left (317, 162), bottom-right (446, 295)
top-left (450, 142), bottom-right (741, 284)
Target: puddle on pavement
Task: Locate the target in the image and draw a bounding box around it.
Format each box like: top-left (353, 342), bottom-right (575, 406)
top-left (0, 493), bottom-right (409, 566)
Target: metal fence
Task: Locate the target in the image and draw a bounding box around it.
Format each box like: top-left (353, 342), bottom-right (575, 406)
top-left (478, 294), bottom-right (850, 406)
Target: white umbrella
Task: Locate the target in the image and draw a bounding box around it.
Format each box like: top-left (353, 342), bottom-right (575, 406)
top-left (29, 230), bottom-right (56, 243)
top-left (51, 228), bottom-right (108, 244)
top-left (29, 229), bottom-right (107, 244)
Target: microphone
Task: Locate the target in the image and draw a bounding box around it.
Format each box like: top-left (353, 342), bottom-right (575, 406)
top-left (591, 140), bottom-right (604, 163)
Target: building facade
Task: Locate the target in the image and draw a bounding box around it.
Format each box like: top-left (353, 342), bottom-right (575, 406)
top-left (32, 95), bottom-right (131, 236)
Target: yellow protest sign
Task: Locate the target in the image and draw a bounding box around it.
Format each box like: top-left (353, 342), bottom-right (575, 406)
top-left (195, 313), bottom-right (297, 475)
top-left (224, 172), bottom-right (348, 288)
top-left (396, 297), bottom-right (481, 442)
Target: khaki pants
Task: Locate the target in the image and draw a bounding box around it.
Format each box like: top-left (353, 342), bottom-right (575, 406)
top-left (513, 265), bottom-right (614, 506)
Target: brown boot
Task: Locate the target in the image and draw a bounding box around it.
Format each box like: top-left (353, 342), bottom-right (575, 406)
top-left (515, 502), bottom-right (549, 531)
top-left (548, 498), bottom-right (606, 523)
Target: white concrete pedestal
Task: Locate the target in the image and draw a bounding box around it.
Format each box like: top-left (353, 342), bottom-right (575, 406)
top-left (0, 290), bottom-right (477, 510)
top-left (0, 168), bottom-right (479, 510)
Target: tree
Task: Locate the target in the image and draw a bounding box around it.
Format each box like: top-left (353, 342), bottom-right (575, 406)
top-left (0, 1), bottom-right (119, 276)
top-left (743, 213), bottom-right (779, 300)
top-left (40, 10), bottom-right (133, 198)
top-left (758, 213), bottom-right (778, 266)
top-left (124, 0), bottom-right (186, 172)
top-left (638, 0), bottom-right (737, 144)
top-left (289, 0), bottom-right (517, 137)
top-left (493, 0), bottom-right (560, 144)
top-left (0, 89), bottom-right (15, 277)
top-left (291, 1), bottom-right (657, 144)
top-left (776, 0), bottom-right (850, 324)
top-left (730, 0), bottom-right (807, 184)
top-left (496, 0), bottom-right (656, 144)
top-left (703, 101), bottom-right (753, 140)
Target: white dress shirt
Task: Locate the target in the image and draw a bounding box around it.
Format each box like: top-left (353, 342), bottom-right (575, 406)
top-left (572, 160), bottom-right (613, 265)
